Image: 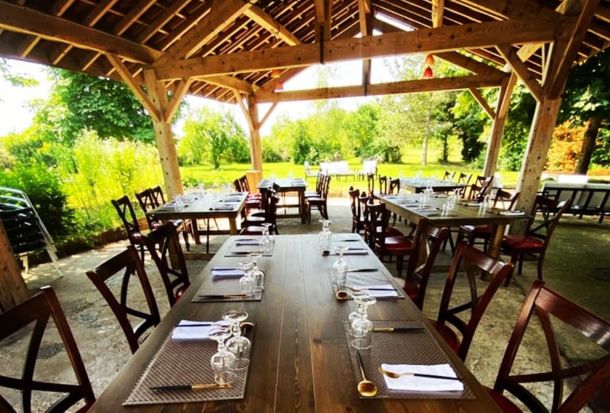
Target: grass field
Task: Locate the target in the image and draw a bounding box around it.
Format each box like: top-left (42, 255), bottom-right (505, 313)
top-left (181, 160), bottom-right (521, 196)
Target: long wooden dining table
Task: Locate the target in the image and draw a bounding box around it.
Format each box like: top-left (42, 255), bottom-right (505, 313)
top-left (90, 234), bottom-right (501, 412)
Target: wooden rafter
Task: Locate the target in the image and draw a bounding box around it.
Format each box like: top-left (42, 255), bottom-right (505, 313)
top-left (17, 0), bottom-right (76, 57)
top-left (0, 1), bottom-right (160, 64)
top-left (432, 0), bottom-right (445, 27)
top-left (165, 77), bottom-right (192, 123)
top-left (497, 44), bottom-right (542, 102)
top-left (315, 0), bottom-right (332, 41)
top-left (456, 0), bottom-right (558, 20)
top-left (135, 0), bottom-right (191, 44)
top-left (155, 17), bottom-right (564, 79)
top-left (469, 88), bottom-right (496, 119)
top-left (357, 0), bottom-right (373, 89)
top-left (434, 51), bottom-right (503, 76)
top-left (106, 54), bottom-right (160, 122)
top-left (233, 91), bottom-right (255, 131)
top-left (204, 75), bottom-right (254, 94)
top-left (255, 73), bottom-right (505, 103)
top-left (157, 0), bottom-right (252, 63)
top-left (259, 102), bottom-right (278, 128)
top-left (244, 5), bottom-right (301, 46)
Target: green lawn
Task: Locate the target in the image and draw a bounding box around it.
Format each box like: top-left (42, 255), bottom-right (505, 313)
top-left (181, 160), bottom-right (520, 196)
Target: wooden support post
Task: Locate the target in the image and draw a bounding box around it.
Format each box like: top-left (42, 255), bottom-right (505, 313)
top-left (246, 95), bottom-right (263, 173)
top-left (514, 95), bottom-right (563, 222)
top-left (0, 220), bottom-right (28, 312)
top-left (483, 73), bottom-right (517, 177)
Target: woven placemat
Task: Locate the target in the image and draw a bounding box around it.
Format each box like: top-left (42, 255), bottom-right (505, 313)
top-left (123, 328), bottom-right (253, 406)
top-left (343, 320), bottom-right (474, 400)
top-left (191, 291), bottom-right (263, 303)
top-left (191, 271), bottom-right (264, 303)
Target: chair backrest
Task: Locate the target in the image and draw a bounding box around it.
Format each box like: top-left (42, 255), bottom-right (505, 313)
top-left (378, 176), bottom-right (388, 195)
top-left (233, 178), bottom-right (242, 192)
top-left (143, 223), bottom-right (190, 307)
top-left (86, 246), bottom-right (160, 354)
top-left (365, 203), bottom-right (390, 246)
top-left (239, 175), bottom-right (250, 192)
top-left (494, 280), bottom-right (610, 413)
top-left (405, 219), bottom-right (450, 309)
top-left (443, 171), bottom-right (455, 181)
top-left (469, 175), bottom-right (494, 202)
top-left (320, 175), bottom-right (331, 199)
top-left (528, 197), bottom-right (573, 250)
top-left (111, 195), bottom-right (141, 243)
top-left (135, 188), bottom-right (160, 230)
top-left (150, 185), bottom-right (166, 206)
top-left (493, 189), bottom-right (519, 210)
top-left (389, 178), bottom-right (400, 195)
top-left (457, 173), bottom-right (472, 197)
top-left (349, 187), bottom-right (361, 221)
top-left (367, 173), bottom-right (375, 194)
top-left (0, 287), bottom-right (95, 412)
top-left (436, 241), bottom-right (514, 360)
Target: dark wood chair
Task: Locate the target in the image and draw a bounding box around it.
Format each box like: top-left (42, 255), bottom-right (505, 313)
top-left (490, 280), bottom-right (610, 413)
top-left (431, 241), bottom-right (514, 361)
top-left (443, 171), bottom-right (456, 181)
top-left (305, 172), bottom-right (323, 199)
top-left (367, 173), bottom-right (375, 195)
top-left (366, 203), bottom-right (413, 277)
top-left (0, 286), bottom-right (95, 412)
top-left (349, 187), bottom-right (366, 234)
top-left (241, 192), bottom-right (280, 235)
top-left (468, 175), bottom-right (494, 202)
top-left (143, 223), bottom-right (190, 307)
top-left (403, 219), bottom-right (450, 309)
top-left (389, 178), bottom-right (400, 195)
top-left (458, 190), bottom-right (520, 253)
top-left (378, 175), bottom-right (388, 195)
top-left (306, 175), bottom-right (331, 223)
top-left (86, 246), bottom-right (160, 354)
top-left (111, 195), bottom-right (146, 262)
top-left (502, 196), bottom-right (573, 286)
top-left (457, 173), bottom-right (472, 198)
top-left (149, 185), bottom-right (166, 206)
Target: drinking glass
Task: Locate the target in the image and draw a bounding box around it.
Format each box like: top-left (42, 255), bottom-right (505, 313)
top-left (318, 219), bottom-right (332, 255)
top-left (248, 253), bottom-right (265, 293)
top-left (260, 223), bottom-right (274, 254)
top-left (332, 246), bottom-right (348, 290)
top-left (239, 263), bottom-right (256, 296)
top-left (223, 310), bottom-right (252, 371)
top-left (209, 327), bottom-right (237, 385)
top-left (351, 316), bottom-right (374, 350)
top-left (348, 291), bottom-right (369, 324)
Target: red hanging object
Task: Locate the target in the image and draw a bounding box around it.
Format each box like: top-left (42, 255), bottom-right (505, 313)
top-left (423, 66), bottom-right (434, 78)
top-left (425, 54), bottom-right (435, 66)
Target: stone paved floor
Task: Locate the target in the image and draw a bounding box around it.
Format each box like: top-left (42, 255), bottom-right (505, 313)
top-left (2, 197), bottom-right (609, 412)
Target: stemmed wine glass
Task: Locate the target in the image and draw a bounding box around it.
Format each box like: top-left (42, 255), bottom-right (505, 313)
top-left (349, 292), bottom-right (376, 350)
top-left (260, 223), bottom-right (274, 254)
top-left (248, 252), bottom-right (265, 293)
top-left (223, 310), bottom-right (252, 370)
top-left (209, 326), bottom-right (237, 385)
top-left (318, 219), bottom-right (332, 255)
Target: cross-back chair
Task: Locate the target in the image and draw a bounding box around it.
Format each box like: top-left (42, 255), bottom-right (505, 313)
top-left (241, 192), bottom-right (280, 235)
top-left (0, 287), bottom-right (95, 413)
top-left (367, 173), bottom-right (375, 195)
top-left (111, 195), bottom-right (146, 261)
top-left (443, 171), bottom-right (456, 181)
top-left (457, 173), bottom-right (472, 198)
top-left (150, 185), bottom-right (166, 206)
top-left (502, 197), bottom-right (572, 286)
top-left (458, 190), bottom-right (520, 253)
top-left (431, 241), bottom-right (514, 361)
top-left (366, 203), bottom-right (413, 277)
top-left (389, 178), bottom-right (400, 195)
top-left (143, 223), bottom-right (190, 307)
top-left (490, 280), bottom-right (610, 413)
top-left (403, 219), bottom-right (450, 309)
top-left (468, 175), bottom-right (494, 202)
top-left (306, 175), bottom-right (331, 223)
top-left (349, 187), bottom-right (365, 234)
top-left (86, 246), bottom-right (160, 354)
top-left (378, 176), bottom-right (388, 195)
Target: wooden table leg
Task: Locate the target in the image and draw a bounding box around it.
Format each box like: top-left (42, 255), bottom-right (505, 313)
top-left (229, 218), bottom-right (238, 235)
top-left (299, 190), bottom-right (306, 224)
top-left (488, 223), bottom-right (506, 260)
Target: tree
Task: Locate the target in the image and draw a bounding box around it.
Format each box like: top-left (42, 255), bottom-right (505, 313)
top-left (178, 108), bottom-right (249, 169)
top-left (559, 49), bottom-right (610, 174)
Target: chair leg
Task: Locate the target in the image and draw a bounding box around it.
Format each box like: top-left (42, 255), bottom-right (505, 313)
top-left (182, 228), bottom-right (190, 252)
top-left (396, 254), bottom-right (404, 277)
top-left (518, 254), bottom-right (524, 275)
top-left (505, 253), bottom-right (519, 286)
top-left (536, 256), bottom-right (544, 281)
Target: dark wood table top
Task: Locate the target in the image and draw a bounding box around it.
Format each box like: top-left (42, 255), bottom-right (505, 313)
top-left (90, 234), bottom-right (501, 413)
top-left (381, 194), bottom-right (530, 227)
top-left (258, 178), bottom-right (307, 191)
top-left (399, 178), bottom-right (466, 193)
top-left (148, 192), bottom-right (247, 220)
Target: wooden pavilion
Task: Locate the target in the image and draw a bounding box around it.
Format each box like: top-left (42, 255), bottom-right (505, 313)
top-left (0, 0), bottom-right (610, 309)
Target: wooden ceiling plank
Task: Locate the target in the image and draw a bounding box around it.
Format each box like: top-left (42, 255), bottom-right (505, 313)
top-left (244, 5), bottom-right (301, 46)
top-left (157, 0), bottom-right (252, 63)
top-left (113, 0), bottom-right (157, 36)
top-left (203, 75), bottom-right (254, 93)
top-left (455, 0), bottom-right (558, 20)
top-left (106, 54), bottom-right (160, 121)
top-left (432, 0), bottom-right (445, 27)
top-left (17, 0), bottom-right (75, 57)
top-left (155, 17), bottom-right (564, 79)
top-left (497, 44), bottom-right (542, 101)
top-left (594, 4), bottom-right (610, 23)
top-left (468, 87), bottom-right (495, 119)
top-left (255, 73), bottom-right (505, 103)
top-left (135, 0), bottom-right (191, 44)
top-left (0, 1), bottom-right (160, 64)
top-left (547, 0), bottom-right (600, 98)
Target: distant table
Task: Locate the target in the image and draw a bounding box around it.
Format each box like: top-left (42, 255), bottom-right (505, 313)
top-left (90, 234), bottom-right (501, 413)
top-left (380, 194), bottom-right (529, 259)
top-left (400, 178), bottom-right (466, 194)
top-left (258, 178), bottom-right (307, 223)
top-left (149, 192), bottom-right (247, 257)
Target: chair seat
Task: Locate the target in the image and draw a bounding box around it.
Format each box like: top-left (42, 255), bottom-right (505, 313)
top-left (502, 235), bottom-right (544, 252)
top-left (387, 226), bottom-right (404, 237)
top-left (307, 197), bottom-right (326, 205)
top-left (486, 387), bottom-right (522, 413)
top-left (305, 191), bottom-right (320, 198)
top-left (459, 224), bottom-right (492, 235)
top-left (429, 319), bottom-right (460, 354)
top-left (375, 236), bottom-right (413, 254)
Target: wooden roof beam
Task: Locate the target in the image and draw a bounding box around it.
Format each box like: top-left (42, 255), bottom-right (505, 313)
top-left (244, 5), bottom-right (301, 46)
top-left (255, 73), bottom-right (506, 103)
top-left (0, 1), bottom-right (161, 64)
top-left (497, 44), bottom-right (542, 101)
top-left (315, 0), bottom-right (332, 41)
top-left (17, 0), bottom-right (76, 57)
top-left (456, 0), bottom-right (559, 20)
top-left (434, 51), bottom-right (503, 76)
top-left (468, 88), bottom-right (496, 119)
top-left (357, 0), bottom-right (373, 89)
top-left (203, 75), bottom-right (254, 94)
top-left (157, 0), bottom-right (252, 64)
top-left (432, 0), bottom-right (445, 27)
top-left (135, 0), bottom-right (191, 44)
top-left (155, 17), bottom-right (566, 79)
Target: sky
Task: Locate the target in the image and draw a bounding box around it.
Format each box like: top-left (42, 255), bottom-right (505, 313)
top-left (0, 53), bottom-right (406, 138)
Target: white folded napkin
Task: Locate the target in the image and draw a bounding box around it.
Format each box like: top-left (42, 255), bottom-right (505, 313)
top-left (500, 210), bottom-right (525, 216)
top-left (171, 320), bottom-right (215, 341)
top-left (367, 289), bottom-right (399, 298)
top-left (235, 239), bottom-right (261, 246)
top-left (381, 364), bottom-right (463, 392)
top-left (351, 283), bottom-right (395, 291)
top-left (211, 269), bottom-right (244, 279)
